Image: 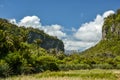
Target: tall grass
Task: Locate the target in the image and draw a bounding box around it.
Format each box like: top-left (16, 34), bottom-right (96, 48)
top-left (1, 69), bottom-right (120, 80)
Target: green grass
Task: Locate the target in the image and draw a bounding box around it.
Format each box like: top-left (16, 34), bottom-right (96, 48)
top-left (1, 69), bottom-right (120, 80)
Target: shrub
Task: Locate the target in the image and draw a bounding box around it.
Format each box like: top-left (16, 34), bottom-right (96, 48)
top-left (5, 51), bottom-right (33, 74)
top-left (0, 60), bottom-right (11, 77)
top-left (5, 51), bottom-right (22, 74)
top-left (116, 64), bottom-right (120, 69)
top-left (19, 59), bottom-right (33, 74)
top-left (58, 64), bottom-right (91, 71)
top-left (92, 63), bottom-right (113, 69)
top-left (76, 64), bottom-right (91, 69)
top-left (34, 56), bottom-right (59, 72)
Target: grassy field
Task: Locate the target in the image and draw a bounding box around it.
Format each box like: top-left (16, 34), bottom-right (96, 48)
top-left (1, 69), bottom-right (120, 80)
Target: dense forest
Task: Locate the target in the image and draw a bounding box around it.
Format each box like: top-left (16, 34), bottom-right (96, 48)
top-left (0, 9), bottom-right (120, 77)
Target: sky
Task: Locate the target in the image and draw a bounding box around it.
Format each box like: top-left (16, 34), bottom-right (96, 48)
top-left (0, 0), bottom-right (120, 51)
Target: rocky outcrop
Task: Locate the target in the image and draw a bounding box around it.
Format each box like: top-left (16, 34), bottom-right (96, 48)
top-left (102, 10), bottom-right (120, 40)
top-left (102, 23), bottom-right (120, 40)
top-left (27, 29), bottom-right (64, 52)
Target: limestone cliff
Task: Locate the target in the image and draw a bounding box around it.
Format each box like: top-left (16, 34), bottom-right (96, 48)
top-left (27, 28), bottom-right (64, 52)
top-left (102, 9), bottom-right (120, 40)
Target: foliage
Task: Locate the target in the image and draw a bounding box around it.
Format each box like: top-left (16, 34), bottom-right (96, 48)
top-left (0, 60), bottom-right (11, 77)
top-left (58, 64), bottom-right (91, 70)
top-left (0, 18), bottom-right (63, 76)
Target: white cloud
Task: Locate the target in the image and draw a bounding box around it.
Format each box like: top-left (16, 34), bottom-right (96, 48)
top-left (63, 38), bottom-right (95, 51)
top-left (103, 10), bottom-right (115, 18)
top-left (74, 14), bottom-right (103, 42)
top-left (43, 24), bottom-right (66, 39)
top-left (18, 16), bottom-right (42, 28)
top-left (9, 10), bottom-right (115, 51)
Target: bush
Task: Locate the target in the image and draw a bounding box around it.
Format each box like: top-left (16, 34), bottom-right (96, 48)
top-left (92, 63), bottom-right (113, 69)
top-left (19, 59), bottom-right (33, 74)
top-left (58, 64), bottom-right (91, 71)
top-left (116, 64), bottom-right (120, 69)
top-left (0, 60), bottom-right (11, 77)
top-left (76, 64), bottom-right (91, 69)
top-left (34, 56), bottom-right (59, 72)
top-left (5, 51), bottom-right (33, 74)
top-left (5, 51), bottom-right (22, 74)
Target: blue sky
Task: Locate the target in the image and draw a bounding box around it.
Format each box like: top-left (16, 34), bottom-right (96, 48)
top-left (0, 0), bottom-right (120, 51)
top-left (0, 0), bottom-right (120, 29)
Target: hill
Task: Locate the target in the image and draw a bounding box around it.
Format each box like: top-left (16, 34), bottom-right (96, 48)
top-left (0, 18), bottom-right (65, 77)
top-left (72, 9), bottom-right (120, 69)
top-left (0, 18), bottom-right (64, 53)
top-left (82, 9), bottom-right (120, 56)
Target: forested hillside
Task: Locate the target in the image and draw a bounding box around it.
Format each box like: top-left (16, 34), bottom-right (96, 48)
top-left (0, 19), bottom-right (64, 53)
top-left (80, 9), bottom-right (120, 68)
top-left (82, 9), bottom-right (120, 55)
top-left (0, 18), bottom-right (65, 77)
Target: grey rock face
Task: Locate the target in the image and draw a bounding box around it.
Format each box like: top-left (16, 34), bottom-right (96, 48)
top-left (27, 31), bottom-right (64, 52)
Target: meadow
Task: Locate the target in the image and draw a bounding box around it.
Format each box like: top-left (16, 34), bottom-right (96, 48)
top-left (1, 69), bottom-right (120, 80)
